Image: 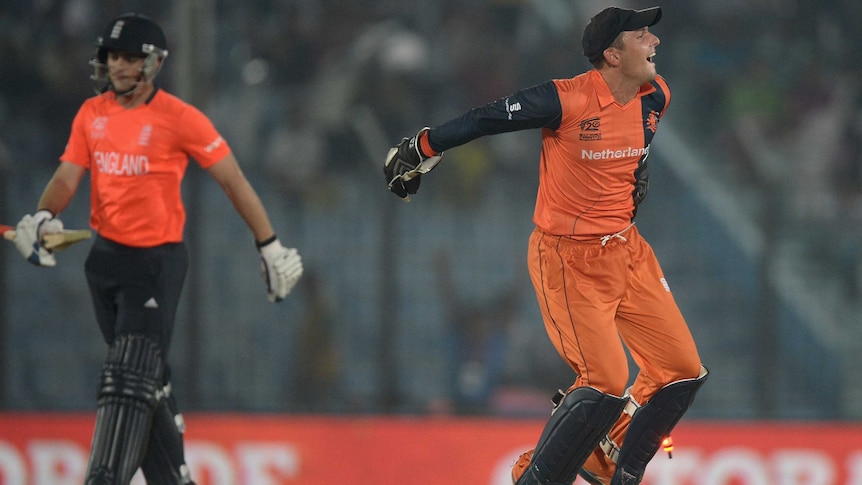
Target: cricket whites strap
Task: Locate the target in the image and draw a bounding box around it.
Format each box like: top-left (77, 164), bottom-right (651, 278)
top-left (599, 391), bottom-right (640, 463)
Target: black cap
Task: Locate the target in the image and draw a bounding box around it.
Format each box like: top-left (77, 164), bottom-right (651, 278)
top-left (582, 6), bottom-right (662, 63)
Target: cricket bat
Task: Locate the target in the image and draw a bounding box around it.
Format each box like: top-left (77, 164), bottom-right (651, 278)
top-left (1, 224), bottom-right (92, 251)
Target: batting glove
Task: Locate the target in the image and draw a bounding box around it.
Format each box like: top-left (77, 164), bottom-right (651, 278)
top-left (257, 236), bottom-right (303, 302)
top-left (14, 210), bottom-right (63, 267)
top-left (383, 127), bottom-right (443, 200)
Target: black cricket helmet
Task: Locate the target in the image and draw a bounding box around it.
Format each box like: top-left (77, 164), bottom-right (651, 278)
top-left (90, 13), bottom-right (169, 93)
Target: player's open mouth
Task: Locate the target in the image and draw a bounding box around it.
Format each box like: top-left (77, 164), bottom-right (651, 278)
top-left (647, 54), bottom-right (656, 64)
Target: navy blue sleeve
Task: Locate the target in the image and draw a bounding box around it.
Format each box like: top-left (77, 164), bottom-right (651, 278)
top-left (426, 80), bottom-right (562, 153)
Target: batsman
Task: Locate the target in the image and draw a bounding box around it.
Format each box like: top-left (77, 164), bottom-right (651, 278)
top-left (13, 13), bottom-right (303, 485)
top-left (384, 6), bottom-right (707, 485)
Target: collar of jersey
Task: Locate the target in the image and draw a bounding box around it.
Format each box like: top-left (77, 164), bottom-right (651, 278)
top-left (105, 86), bottom-right (160, 106)
top-left (590, 69), bottom-right (657, 108)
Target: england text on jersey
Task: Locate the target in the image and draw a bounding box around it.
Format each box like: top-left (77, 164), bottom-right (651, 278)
top-left (94, 151), bottom-right (150, 176)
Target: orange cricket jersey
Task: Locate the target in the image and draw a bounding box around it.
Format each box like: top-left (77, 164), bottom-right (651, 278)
top-left (60, 89), bottom-right (231, 247)
top-left (535, 70), bottom-right (670, 237)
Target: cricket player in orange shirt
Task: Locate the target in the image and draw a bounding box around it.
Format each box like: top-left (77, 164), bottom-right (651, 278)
top-left (384, 6), bottom-right (707, 485)
top-left (13, 13), bottom-right (303, 485)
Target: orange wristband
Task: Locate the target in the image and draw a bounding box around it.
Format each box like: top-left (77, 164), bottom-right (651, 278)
top-left (418, 131), bottom-right (439, 157)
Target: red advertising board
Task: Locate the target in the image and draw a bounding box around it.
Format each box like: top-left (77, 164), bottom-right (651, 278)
top-left (1, 413), bottom-right (861, 484)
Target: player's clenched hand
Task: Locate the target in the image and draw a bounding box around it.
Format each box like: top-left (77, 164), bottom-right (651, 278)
top-left (383, 127), bottom-right (443, 200)
top-left (15, 210), bottom-right (63, 267)
top-left (257, 237), bottom-right (303, 302)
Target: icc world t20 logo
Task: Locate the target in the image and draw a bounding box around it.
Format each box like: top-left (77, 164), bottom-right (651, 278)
top-left (579, 116), bottom-right (602, 141)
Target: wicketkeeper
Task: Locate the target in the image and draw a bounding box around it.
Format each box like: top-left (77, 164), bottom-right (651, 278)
top-left (384, 5), bottom-right (707, 485)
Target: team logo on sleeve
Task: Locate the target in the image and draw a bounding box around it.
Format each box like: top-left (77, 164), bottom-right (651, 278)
top-left (505, 98), bottom-right (522, 120)
top-left (646, 110), bottom-right (660, 133)
top-left (579, 116), bottom-right (602, 141)
top-left (204, 136), bottom-right (224, 153)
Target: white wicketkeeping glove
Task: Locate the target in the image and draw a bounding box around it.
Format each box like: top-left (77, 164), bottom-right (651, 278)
top-left (258, 237), bottom-right (303, 302)
top-left (15, 210), bottom-right (64, 267)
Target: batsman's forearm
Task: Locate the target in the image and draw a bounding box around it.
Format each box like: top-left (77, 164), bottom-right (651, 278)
top-left (37, 189), bottom-right (71, 216)
top-left (229, 184), bottom-right (276, 243)
top-left (208, 153), bottom-right (276, 243)
top-left (217, 174), bottom-right (276, 243)
top-left (37, 162), bottom-right (86, 215)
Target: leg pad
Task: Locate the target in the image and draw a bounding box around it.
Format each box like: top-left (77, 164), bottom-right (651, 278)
top-left (610, 366), bottom-right (709, 485)
top-left (141, 384), bottom-right (195, 484)
top-left (85, 335), bottom-right (165, 485)
top-left (517, 387), bottom-right (627, 485)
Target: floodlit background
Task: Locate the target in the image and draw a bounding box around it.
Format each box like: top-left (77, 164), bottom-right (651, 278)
top-left (1, 0), bottom-right (860, 421)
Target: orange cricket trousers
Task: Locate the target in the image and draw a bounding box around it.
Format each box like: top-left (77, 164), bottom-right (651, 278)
top-left (527, 224), bottom-right (702, 404)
